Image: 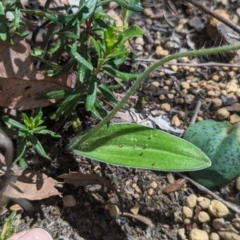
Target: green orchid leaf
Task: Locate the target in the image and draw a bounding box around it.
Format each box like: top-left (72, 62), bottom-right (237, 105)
top-left (73, 123), bottom-right (211, 171)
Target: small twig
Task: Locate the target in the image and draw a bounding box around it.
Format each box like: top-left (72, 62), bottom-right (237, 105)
top-left (134, 58), bottom-right (240, 68)
top-left (190, 100), bottom-right (202, 125)
top-left (185, 0), bottom-right (240, 35)
top-left (176, 173), bottom-right (240, 215)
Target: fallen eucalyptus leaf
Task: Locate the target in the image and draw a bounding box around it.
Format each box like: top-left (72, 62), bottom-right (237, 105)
top-left (72, 123), bottom-right (211, 171)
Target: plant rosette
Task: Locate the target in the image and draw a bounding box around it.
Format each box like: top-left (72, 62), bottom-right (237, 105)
top-left (183, 119), bottom-right (240, 188)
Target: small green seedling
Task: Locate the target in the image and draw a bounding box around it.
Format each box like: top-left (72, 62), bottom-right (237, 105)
top-left (0, 210), bottom-right (16, 240)
top-left (2, 109), bottom-right (60, 167)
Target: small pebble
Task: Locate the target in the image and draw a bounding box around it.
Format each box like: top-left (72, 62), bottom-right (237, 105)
top-left (185, 94), bottom-right (195, 104)
top-left (135, 37), bottom-right (144, 45)
top-left (150, 181), bottom-right (158, 189)
top-left (161, 103), bottom-right (171, 112)
top-left (109, 204), bottom-right (119, 217)
top-left (63, 195), bottom-right (76, 207)
top-left (202, 223), bottom-right (211, 234)
top-left (197, 197), bottom-right (211, 209)
top-left (209, 232), bottom-right (220, 240)
top-left (130, 203), bottom-right (140, 215)
top-left (198, 211), bottom-right (210, 223)
top-left (211, 74), bottom-right (220, 81)
top-left (236, 88), bottom-right (240, 98)
top-left (212, 218), bottom-right (225, 230)
top-left (167, 173), bottom-right (175, 184)
top-left (212, 98), bottom-right (222, 108)
top-left (230, 114), bottom-right (240, 124)
top-left (181, 81), bottom-right (190, 90)
top-left (171, 65), bottom-right (178, 72)
top-left (208, 90), bottom-right (215, 97)
top-left (177, 228), bottom-right (186, 240)
top-left (174, 211), bottom-right (183, 223)
top-left (208, 200), bottom-right (229, 218)
top-left (189, 229), bottom-right (208, 240)
top-left (232, 218), bottom-right (240, 230)
top-left (171, 115), bottom-right (181, 127)
top-left (143, 8), bottom-right (154, 17)
top-left (148, 188), bottom-right (154, 195)
top-left (159, 94), bottom-right (166, 100)
top-left (186, 194), bottom-right (197, 208)
top-left (152, 81), bottom-right (160, 88)
top-left (155, 46), bottom-right (169, 56)
top-left (216, 108), bottom-right (230, 120)
top-left (182, 206), bottom-right (193, 218)
top-left (226, 81), bottom-right (238, 93)
top-left (236, 176), bottom-right (240, 191)
top-left (167, 93), bottom-right (174, 99)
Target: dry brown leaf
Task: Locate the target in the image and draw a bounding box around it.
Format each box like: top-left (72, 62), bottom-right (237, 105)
top-left (3, 170), bottom-right (61, 200)
top-left (226, 103), bottom-right (240, 112)
top-left (0, 35), bottom-right (75, 109)
top-left (0, 77), bottom-right (69, 110)
top-left (161, 179), bottom-right (186, 193)
top-left (59, 172), bottom-right (123, 211)
top-left (122, 212), bottom-right (153, 226)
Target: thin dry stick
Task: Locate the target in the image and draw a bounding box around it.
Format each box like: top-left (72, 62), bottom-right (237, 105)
top-left (185, 0), bottom-right (240, 34)
top-left (135, 59), bottom-right (240, 68)
top-left (190, 100), bottom-right (202, 125)
top-left (176, 173), bottom-right (240, 215)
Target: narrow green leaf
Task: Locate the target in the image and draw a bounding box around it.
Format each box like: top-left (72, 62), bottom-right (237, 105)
top-left (0, 2), bottom-right (8, 41)
top-left (91, 98), bottom-right (108, 120)
top-left (98, 83), bottom-right (118, 105)
top-left (59, 0), bottom-right (98, 32)
top-left (2, 116), bottom-right (27, 131)
top-left (15, 138), bottom-right (27, 163)
top-left (37, 89), bottom-right (74, 100)
top-left (117, 25), bottom-right (143, 45)
top-left (36, 129), bottom-right (61, 138)
top-left (73, 123), bottom-right (211, 171)
top-left (56, 93), bottom-right (79, 115)
top-left (85, 79), bottom-right (97, 111)
top-left (70, 49), bottom-right (93, 71)
top-left (55, 31), bottom-right (80, 40)
top-left (91, 37), bottom-right (102, 58)
top-left (29, 135), bottom-right (51, 160)
top-left (98, 0), bottom-right (143, 12)
top-left (103, 65), bottom-right (138, 81)
top-left (107, 49), bottom-right (130, 59)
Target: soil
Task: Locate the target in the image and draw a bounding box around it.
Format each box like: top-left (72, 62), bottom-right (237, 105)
top-left (1, 0), bottom-right (240, 239)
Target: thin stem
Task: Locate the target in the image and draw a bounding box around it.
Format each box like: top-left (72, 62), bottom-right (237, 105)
top-left (69, 43), bottom-right (240, 148)
top-left (186, 0), bottom-right (240, 34)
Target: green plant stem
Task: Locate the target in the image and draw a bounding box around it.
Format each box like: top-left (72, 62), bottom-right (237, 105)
top-left (69, 44), bottom-right (240, 148)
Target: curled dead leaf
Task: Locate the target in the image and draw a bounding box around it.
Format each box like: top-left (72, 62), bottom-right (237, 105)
top-left (3, 170), bottom-right (61, 201)
top-left (161, 179), bottom-right (186, 193)
top-left (58, 172), bottom-right (123, 212)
